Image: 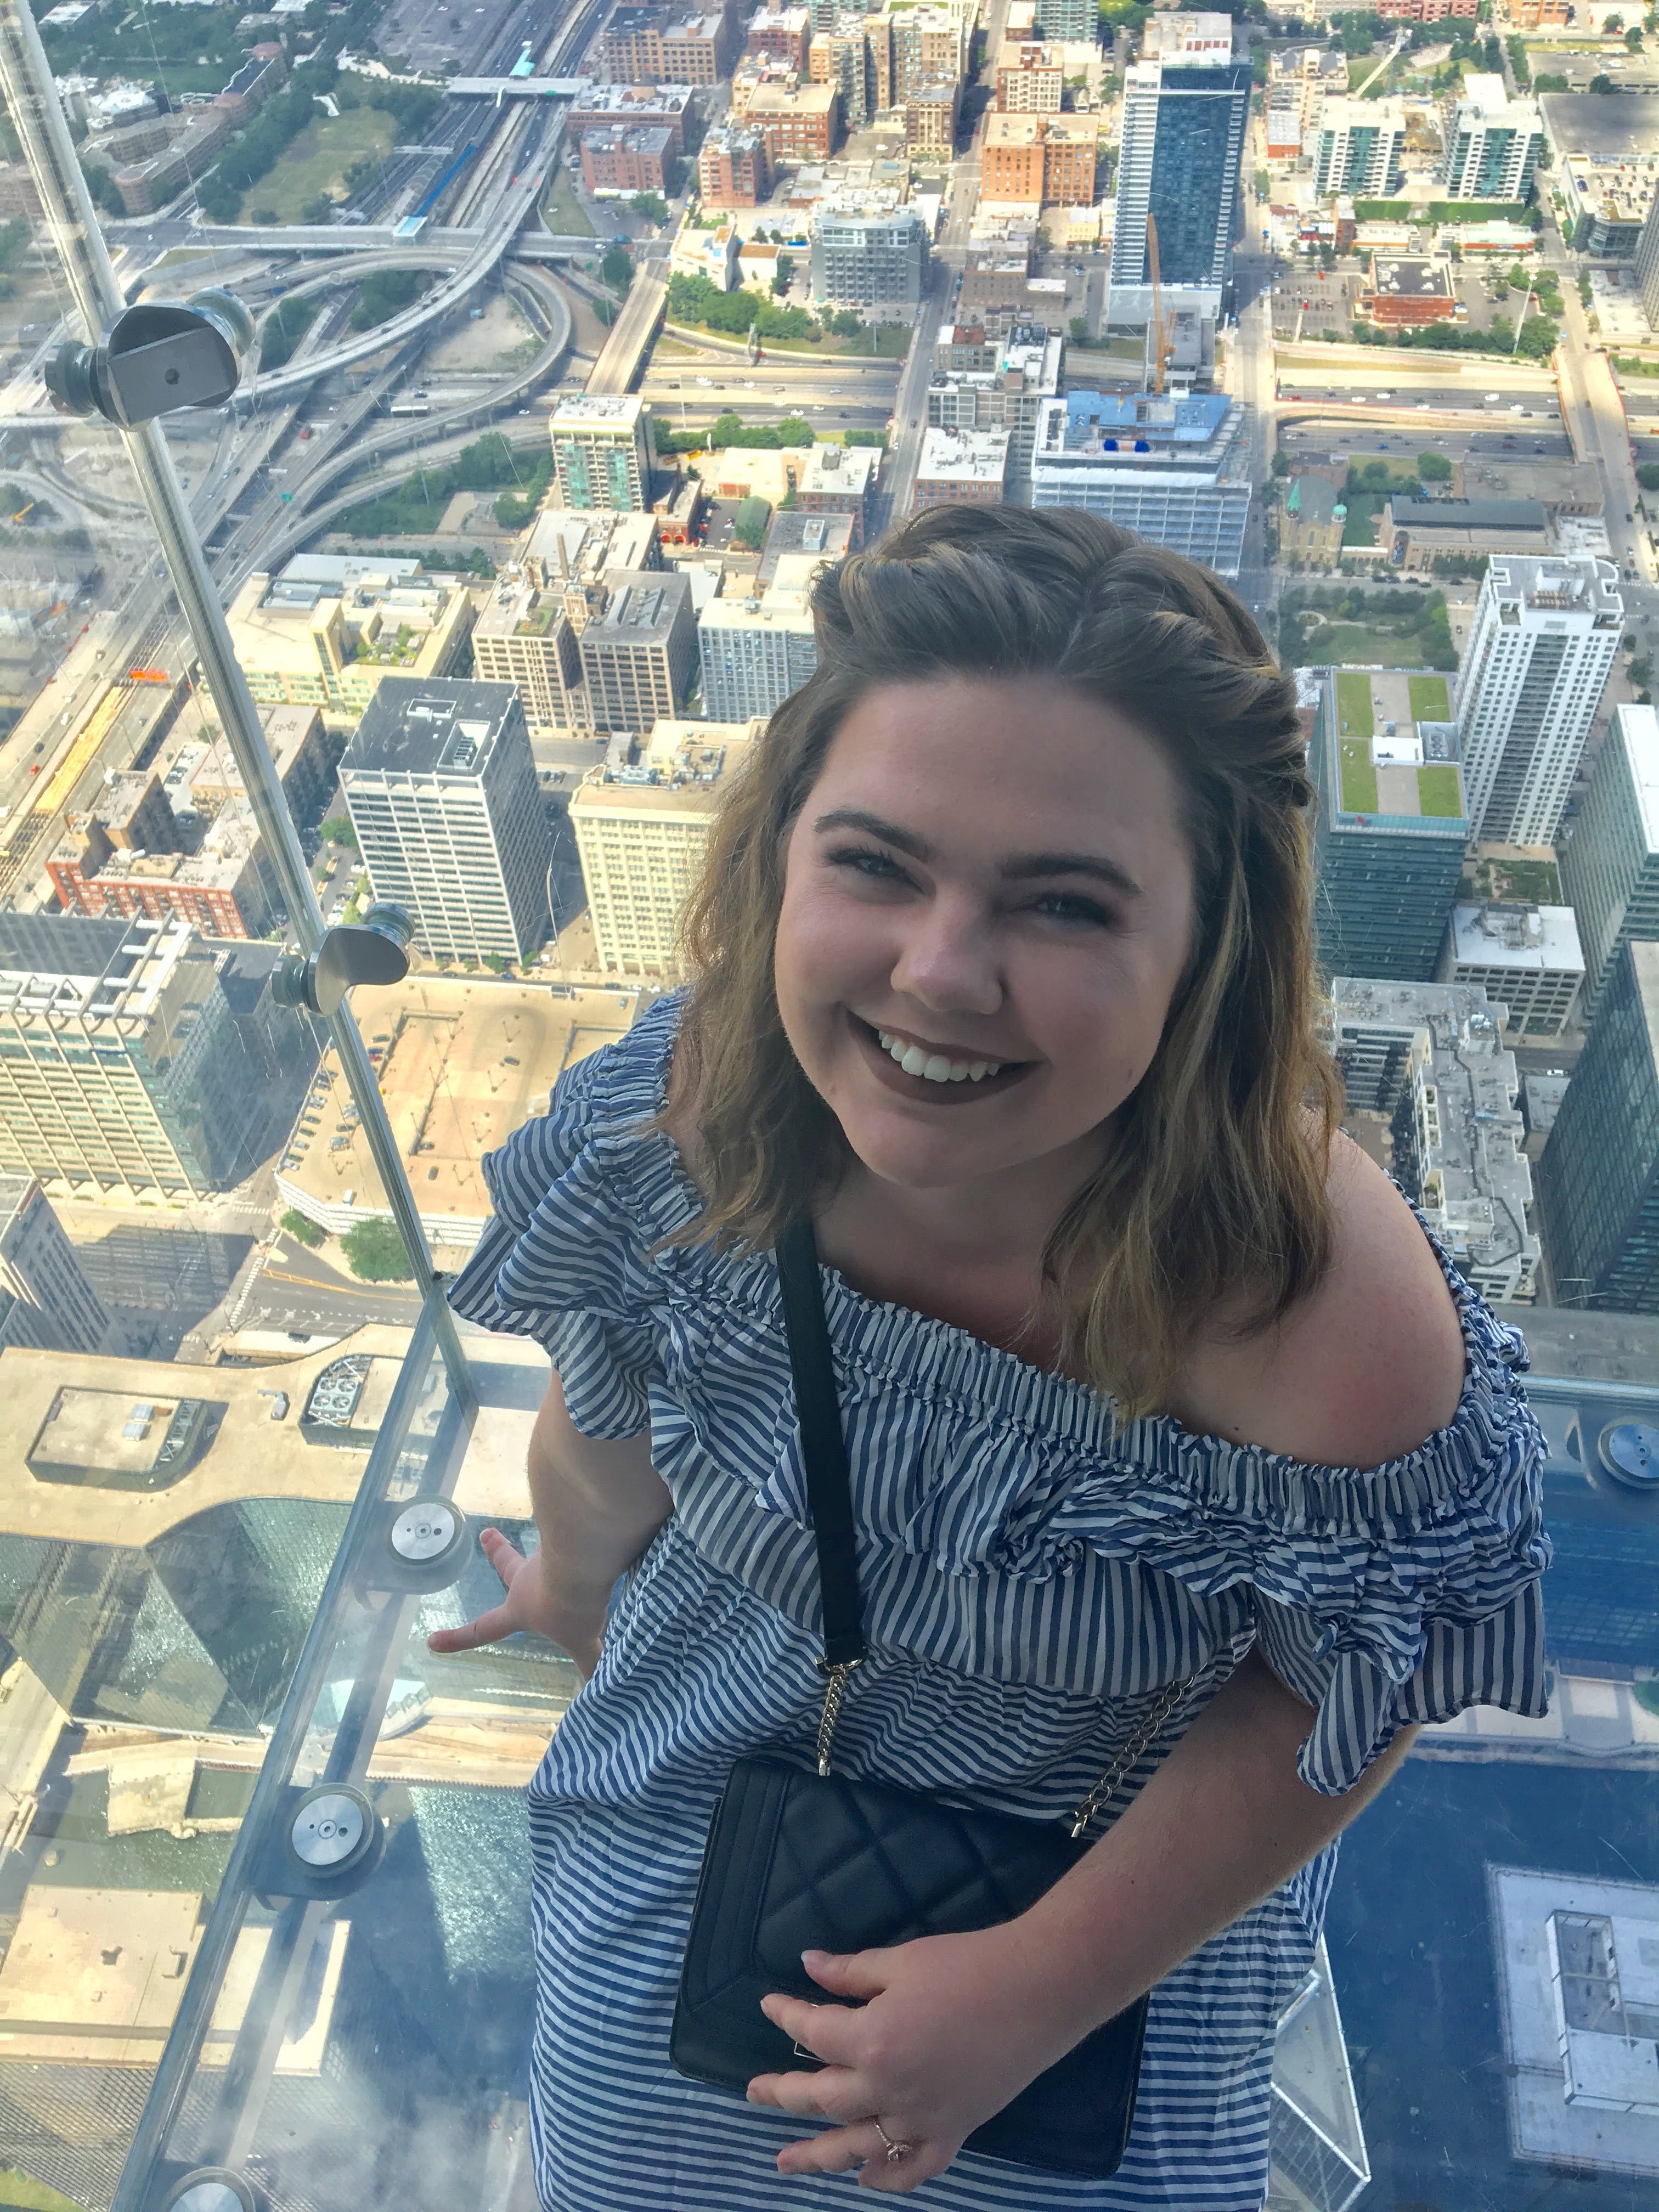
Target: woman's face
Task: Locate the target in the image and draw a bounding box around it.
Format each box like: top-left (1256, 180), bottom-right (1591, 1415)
top-left (774, 675), bottom-right (1200, 1200)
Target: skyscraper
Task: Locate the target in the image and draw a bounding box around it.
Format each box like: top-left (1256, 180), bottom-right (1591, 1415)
top-left (1311, 97), bottom-right (1406, 197)
top-left (340, 679), bottom-right (551, 963)
top-left (0, 1176), bottom-right (111, 1353)
top-left (1537, 938), bottom-right (1659, 1310)
top-left (1560, 701), bottom-right (1659, 1024)
top-left (1305, 666), bottom-right (1470, 982)
top-left (548, 394), bottom-right (655, 511)
top-left (0, 915), bottom-right (263, 1197)
top-left (1442, 73), bottom-right (1544, 200)
top-left (697, 590), bottom-right (818, 719)
top-left (1029, 391), bottom-right (1250, 575)
top-left (1108, 58), bottom-right (1250, 327)
top-left (1455, 555), bottom-right (1623, 847)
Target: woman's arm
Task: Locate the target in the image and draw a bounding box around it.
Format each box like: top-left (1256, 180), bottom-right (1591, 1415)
top-left (427, 1372), bottom-right (673, 1677)
top-left (749, 1645), bottom-right (1416, 2190)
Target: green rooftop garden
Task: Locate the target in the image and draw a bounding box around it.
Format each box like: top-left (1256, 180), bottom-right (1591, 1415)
top-left (1335, 670), bottom-right (1374, 739)
top-left (516, 605), bottom-right (557, 636)
top-left (1339, 738), bottom-right (1378, 814)
top-left (1415, 765), bottom-right (1463, 818)
top-left (1408, 674), bottom-right (1451, 721)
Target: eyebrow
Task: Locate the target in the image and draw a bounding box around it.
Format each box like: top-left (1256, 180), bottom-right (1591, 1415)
top-left (811, 808), bottom-right (1143, 901)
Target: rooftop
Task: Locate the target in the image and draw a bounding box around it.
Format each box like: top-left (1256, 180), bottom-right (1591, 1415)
top-left (1368, 257), bottom-right (1454, 301)
top-left (342, 679), bottom-right (522, 780)
top-left (1613, 702), bottom-right (1659, 855)
top-left (588, 568), bottom-right (692, 644)
top-left (1326, 668), bottom-right (1468, 826)
top-left (1390, 495), bottom-right (1548, 532)
top-left (798, 442), bottom-right (876, 496)
top-left (548, 393), bottom-right (649, 431)
top-left (276, 983), bottom-right (641, 1247)
top-left (567, 81), bottom-right (695, 114)
top-left (917, 426), bottom-right (1011, 484)
top-left (1487, 552), bottom-right (1624, 624)
top-left (572, 716), bottom-right (763, 819)
top-left (1448, 901), bottom-right (1585, 976)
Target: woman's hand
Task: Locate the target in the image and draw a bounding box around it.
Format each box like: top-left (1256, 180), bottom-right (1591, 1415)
top-left (426, 1527), bottom-right (607, 1679)
top-left (746, 1927), bottom-right (1070, 2192)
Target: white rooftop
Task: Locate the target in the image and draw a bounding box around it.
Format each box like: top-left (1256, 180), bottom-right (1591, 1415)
top-left (1614, 703), bottom-right (1659, 856)
top-left (1448, 902), bottom-right (1584, 977)
top-left (917, 426), bottom-right (1010, 485)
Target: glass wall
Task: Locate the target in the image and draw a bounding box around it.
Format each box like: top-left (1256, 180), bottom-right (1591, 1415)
top-left (0, 9), bottom-right (1653, 2212)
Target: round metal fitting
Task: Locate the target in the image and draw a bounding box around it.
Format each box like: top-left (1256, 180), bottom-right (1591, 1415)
top-left (391, 1500), bottom-right (459, 1563)
top-left (162, 2171), bottom-right (260, 2212)
top-left (286, 1785), bottom-right (376, 1876)
top-left (1598, 1419), bottom-right (1659, 1493)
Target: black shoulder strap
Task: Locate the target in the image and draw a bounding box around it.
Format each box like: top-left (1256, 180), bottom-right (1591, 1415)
top-left (775, 1219), bottom-right (867, 1669)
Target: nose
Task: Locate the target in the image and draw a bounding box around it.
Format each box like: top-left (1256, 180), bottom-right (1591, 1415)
top-left (888, 890), bottom-right (1002, 1019)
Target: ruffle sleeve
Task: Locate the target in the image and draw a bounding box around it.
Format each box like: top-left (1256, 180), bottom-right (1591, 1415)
top-left (445, 1018), bottom-right (667, 1438)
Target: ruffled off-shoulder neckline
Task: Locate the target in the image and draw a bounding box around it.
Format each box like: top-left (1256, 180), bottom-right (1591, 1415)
top-left (570, 990), bottom-right (1534, 1525)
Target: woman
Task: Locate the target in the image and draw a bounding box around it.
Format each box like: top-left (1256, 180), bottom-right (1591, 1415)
top-left (432, 507), bottom-right (1551, 2207)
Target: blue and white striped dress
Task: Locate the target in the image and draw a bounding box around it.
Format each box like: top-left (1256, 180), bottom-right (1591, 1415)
top-left (448, 989), bottom-right (1553, 2211)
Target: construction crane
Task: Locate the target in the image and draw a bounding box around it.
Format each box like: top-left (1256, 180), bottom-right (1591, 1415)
top-left (9, 500), bottom-right (32, 524)
top-left (1146, 212), bottom-right (1173, 398)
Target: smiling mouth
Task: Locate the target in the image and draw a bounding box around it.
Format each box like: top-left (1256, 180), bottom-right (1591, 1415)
top-left (851, 1014), bottom-right (1034, 1099)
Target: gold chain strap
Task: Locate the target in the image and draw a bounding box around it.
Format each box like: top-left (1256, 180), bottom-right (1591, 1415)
top-left (814, 1658), bottom-right (1195, 1832)
top-left (815, 1656), bottom-right (862, 1776)
top-left (1066, 1675), bottom-right (1195, 1841)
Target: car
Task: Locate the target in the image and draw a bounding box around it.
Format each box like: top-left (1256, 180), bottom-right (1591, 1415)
top-left (1534, 442), bottom-right (1545, 452)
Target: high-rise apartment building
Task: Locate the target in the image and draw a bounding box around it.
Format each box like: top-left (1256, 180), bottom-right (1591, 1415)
top-left (809, 13), bottom-right (886, 128)
top-left (697, 589), bottom-right (818, 718)
top-left (1327, 977), bottom-right (1538, 1302)
top-left (1538, 938), bottom-right (1659, 1310)
top-left (0, 916), bottom-right (262, 1197)
top-left (1030, 390), bottom-right (1250, 576)
top-left (1635, 191), bottom-right (1659, 334)
top-left (0, 1176), bottom-right (111, 1354)
top-left (1108, 59), bottom-right (1250, 325)
top-left (1305, 666), bottom-right (1470, 981)
top-left (471, 510), bottom-right (660, 734)
top-left (1030, 0), bottom-right (1092, 40)
top-left (890, 8), bottom-right (965, 101)
top-left (340, 679), bottom-right (551, 963)
top-left (571, 717), bottom-right (763, 976)
top-left (1311, 98), bottom-right (1407, 197)
top-left (1455, 555), bottom-right (1623, 847)
top-left (809, 208), bottom-right (929, 319)
top-left (1559, 702), bottom-right (1659, 1023)
top-left (578, 569), bottom-right (698, 732)
top-left (1442, 72), bottom-right (1543, 200)
top-left (549, 394), bottom-right (655, 511)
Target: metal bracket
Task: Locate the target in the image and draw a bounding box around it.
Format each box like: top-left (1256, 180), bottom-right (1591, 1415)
top-left (271, 902), bottom-right (414, 1019)
top-left (45, 290), bottom-right (253, 426)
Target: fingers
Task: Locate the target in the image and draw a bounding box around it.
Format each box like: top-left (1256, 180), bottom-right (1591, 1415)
top-left (802, 1948), bottom-right (890, 2002)
top-left (757, 1991), bottom-right (865, 2069)
top-left (477, 1527), bottom-right (526, 1581)
top-left (773, 2120), bottom-right (896, 2180)
top-left (426, 1600), bottom-right (513, 1655)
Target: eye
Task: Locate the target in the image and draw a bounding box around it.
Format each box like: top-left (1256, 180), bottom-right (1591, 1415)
top-left (1030, 892), bottom-right (1116, 928)
top-left (825, 843), bottom-right (911, 884)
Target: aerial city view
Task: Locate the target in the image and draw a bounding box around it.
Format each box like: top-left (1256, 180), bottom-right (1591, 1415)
top-left (0, 0), bottom-right (1655, 2206)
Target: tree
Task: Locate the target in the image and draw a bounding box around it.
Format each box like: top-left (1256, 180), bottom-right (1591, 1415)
top-left (281, 1208), bottom-right (325, 1249)
top-left (1418, 450), bottom-right (1453, 481)
top-left (732, 495), bottom-right (771, 549)
top-left (600, 242), bottom-right (633, 294)
top-left (1636, 463), bottom-right (1659, 491)
top-left (1271, 449), bottom-right (1291, 477)
top-left (772, 253), bottom-right (795, 296)
top-left (1069, 315), bottom-right (1091, 345)
top-left (775, 413), bottom-right (814, 445)
top-left (341, 1218), bottom-right (414, 1282)
top-left (629, 190), bottom-right (668, 224)
top-left (1630, 654), bottom-right (1655, 690)
top-left (1628, 24), bottom-right (1645, 47)
top-left (1590, 73), bottom-right (1616, 92)
top-left (1514, 314), bottom-right (1558, 360)
top-left (302, 193), bottom-right (336, 226)
top-left (82, 161), bottom-right (123, 217)
top-left (319, 815), bottom-right (358, 851)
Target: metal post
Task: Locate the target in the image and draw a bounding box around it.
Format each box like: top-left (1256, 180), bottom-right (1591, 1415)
top-left (0, 0), bottom-right (472, 1397)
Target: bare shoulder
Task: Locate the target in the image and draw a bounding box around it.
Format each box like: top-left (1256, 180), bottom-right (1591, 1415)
top-left (1167, 1128), bottom-right (1467, 1471)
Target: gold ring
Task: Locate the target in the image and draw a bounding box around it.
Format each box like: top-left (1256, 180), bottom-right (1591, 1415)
top-left (873, 2119), bottom-right (913, 2164)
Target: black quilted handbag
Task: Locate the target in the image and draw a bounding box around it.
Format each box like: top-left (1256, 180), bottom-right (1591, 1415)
top-left (669, 1220), bottom-right (1194, 2177)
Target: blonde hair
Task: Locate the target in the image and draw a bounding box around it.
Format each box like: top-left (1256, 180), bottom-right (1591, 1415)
top-left (659, 506), bottom-right (1342, 1423)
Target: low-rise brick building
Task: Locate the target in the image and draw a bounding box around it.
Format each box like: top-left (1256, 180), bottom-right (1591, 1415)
top-left (747, 80), bottom-right (841, 165)
top-left (1361, 256), bottom-right (1458, 328)
top-left (566, 83), bottom-right (696, 157)
top-left (698, 121), bottom-right (773, 205)
top-left (582, 122), bottom-right (679, 196)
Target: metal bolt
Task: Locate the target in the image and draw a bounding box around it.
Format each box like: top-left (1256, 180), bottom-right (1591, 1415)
top-left (290, 1791), bottom-right (366, 1868)
top-left (390, 1500), bottom-right (459, 1562)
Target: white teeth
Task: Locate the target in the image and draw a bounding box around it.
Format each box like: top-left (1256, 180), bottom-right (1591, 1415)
top-left (874, 1028), bottom-right (1004, 1085)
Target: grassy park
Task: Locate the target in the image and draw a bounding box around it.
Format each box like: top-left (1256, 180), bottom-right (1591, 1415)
top-left (239, 109), bottom-right (393, 223)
